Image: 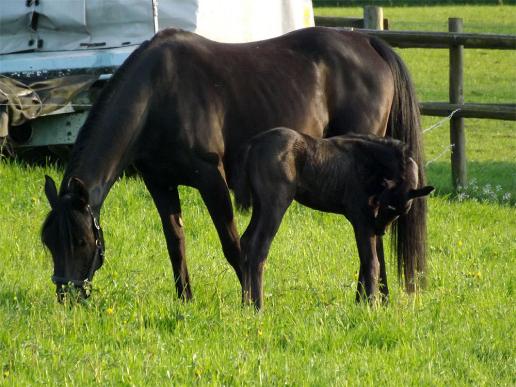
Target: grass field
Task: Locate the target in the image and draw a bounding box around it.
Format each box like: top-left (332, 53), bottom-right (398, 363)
top-left (1, 5), bottom-right (515, 385)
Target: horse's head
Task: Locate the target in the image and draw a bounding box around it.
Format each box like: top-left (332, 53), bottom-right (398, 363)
top-left (370, 157), bottom-right (433, 235)
top-left (42, 175), bottom-right (104, 302)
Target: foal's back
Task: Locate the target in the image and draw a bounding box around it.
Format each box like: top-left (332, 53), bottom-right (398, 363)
top-left (238, 127), bottom-right (404, 214)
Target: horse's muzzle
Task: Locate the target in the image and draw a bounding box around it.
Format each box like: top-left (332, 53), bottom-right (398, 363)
top-left (54, 280), bottom-right (91, 303)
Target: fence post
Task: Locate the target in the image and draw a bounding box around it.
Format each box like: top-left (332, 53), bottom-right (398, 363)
top-left (449, 18), bottom-right (467, 190)
top-left (364, 6), bottom-right (384, 30)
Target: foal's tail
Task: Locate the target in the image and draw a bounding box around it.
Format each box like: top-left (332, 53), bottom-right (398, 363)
top-left (370, 37), bottom-right (428, 292)
top-left (233, 144), bottom-right (253, 212)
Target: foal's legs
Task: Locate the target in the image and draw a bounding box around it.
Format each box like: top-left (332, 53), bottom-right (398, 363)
top-left (241, 196), bottom-right (292, 310)
top-left (142, 177), bottom-right (192, 300)
top-left (353, 224), bottom-right (380, 303)
top-left (197, 165), bottom-right (243, 286)
top-left (376, 236), bottom-right (389, 303)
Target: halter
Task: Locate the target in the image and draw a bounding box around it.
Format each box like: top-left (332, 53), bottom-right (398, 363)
top-left (51, 205), bottom-right (105, 287)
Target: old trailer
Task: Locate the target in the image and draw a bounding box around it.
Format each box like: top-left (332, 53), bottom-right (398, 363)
top-left (0, 0), bottom-right (314, 148)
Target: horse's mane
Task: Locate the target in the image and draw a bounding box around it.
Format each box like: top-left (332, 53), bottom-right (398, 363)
top-left (84, 39), bottom-right (153, 128)
top-left (64, 38), bottom-right (154, 179)
top-left (83, 29), bottom-right (189, 130)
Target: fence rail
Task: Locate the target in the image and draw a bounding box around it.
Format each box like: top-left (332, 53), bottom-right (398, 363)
top-left (333, 27), bottom-right (516, 49)
top-left (420, 102), bottom-right (516, 120)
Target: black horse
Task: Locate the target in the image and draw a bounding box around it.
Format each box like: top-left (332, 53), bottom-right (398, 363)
top-left (41, 27), bottom-right (426, 302)
top-left (234, 128), bottom-right (433, 309)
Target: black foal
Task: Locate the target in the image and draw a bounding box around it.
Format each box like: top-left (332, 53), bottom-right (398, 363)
top-left (234, 128), bottom-right (433, 309)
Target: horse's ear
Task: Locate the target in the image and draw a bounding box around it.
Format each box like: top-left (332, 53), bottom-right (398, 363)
top-left (408, 185), bottom-right (434, 199)
top-left (44, 175), bottom-right (59, 209)
top-left (67, 177), bottom-right (89, 207)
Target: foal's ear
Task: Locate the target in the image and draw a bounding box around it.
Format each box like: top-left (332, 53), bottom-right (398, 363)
top-left (44, 175), bottom-right (59, 209)
top-left (67, 177), bottom-right (89, 207)
top-left (408, 185), bottom-right (434, 199)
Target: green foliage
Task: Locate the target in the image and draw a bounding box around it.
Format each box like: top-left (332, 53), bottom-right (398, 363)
top-left (1, 5), bottom-right (515, 384)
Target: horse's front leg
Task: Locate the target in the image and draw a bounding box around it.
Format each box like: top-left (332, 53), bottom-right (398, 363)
top-left (142, 177), bottom-right (192, 300)
top-left (353, 225), bottom-right (380, 303)
top-left (376, 236), bottom-right (389, 303)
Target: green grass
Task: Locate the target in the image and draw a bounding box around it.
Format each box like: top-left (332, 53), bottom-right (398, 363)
top-left (315, 5), bottom-right (516, 34)
top-left (1, 5), bottom-right (515, 385)
top-left (1, 164), bottom-right (515, 384)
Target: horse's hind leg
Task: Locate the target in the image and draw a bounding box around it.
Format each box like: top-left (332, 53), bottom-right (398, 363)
top-left (141, 177), bottom-right (192, 300)
top-left (197, 166), bottom-right (243, 286)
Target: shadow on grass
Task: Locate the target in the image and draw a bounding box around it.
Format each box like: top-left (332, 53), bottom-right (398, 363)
top-left (1, 145), bottom-right (69, 168)
top-left (426, 160), bottom-right (515, 205)
top-left (1, 145), bottom-right (140, 177)
top-left (143, 312), bottom-right (185, 333)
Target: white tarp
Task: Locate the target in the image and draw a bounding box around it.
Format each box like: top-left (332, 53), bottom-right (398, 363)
top-left (195, 0), bottom-right (314, 43)
top-left (0, 0), bottom-right (314, 55)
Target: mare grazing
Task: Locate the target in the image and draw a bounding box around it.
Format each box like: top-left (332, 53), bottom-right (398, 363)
top-left (41, 26), bottom-right (427, 302)
top-left (235, 128), bottom-right (433, 309)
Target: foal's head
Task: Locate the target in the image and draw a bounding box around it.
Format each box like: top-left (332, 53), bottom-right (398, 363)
top-left (42, 176), bottom-right (104, 302)
top-left (370, 155), bottom-right (433, 235)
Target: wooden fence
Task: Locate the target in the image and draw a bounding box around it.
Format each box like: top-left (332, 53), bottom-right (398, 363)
top-left (316, 9), bottom-right (516, 189)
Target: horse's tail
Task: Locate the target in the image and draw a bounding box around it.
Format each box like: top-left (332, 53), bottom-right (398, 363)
top-left (233, 144), bottom-right (253, 212)
top-left (369, 36), bottom-right (428, 292)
